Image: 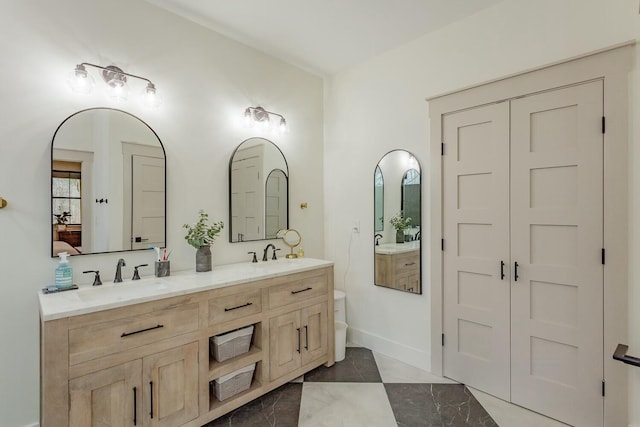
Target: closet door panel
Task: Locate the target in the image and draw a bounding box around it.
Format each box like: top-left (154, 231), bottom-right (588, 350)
top-left (442, 102), bottom-right (511, 400)
top-left (510, 81), bottom-right (604, 427)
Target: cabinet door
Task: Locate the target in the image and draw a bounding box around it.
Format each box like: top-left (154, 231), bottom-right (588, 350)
top-left (374, 253), bottom-right (390, 286)
top-left (406, 272), bottom-right (420, 293)
top-left (301, 302), bottom-right (328, 365)
top-left (69, 360), bottom-right (142, 427)
top-left (269, 310), bottom-right (301, 380)
top-left (394, 275), bottom-right (409, 291)
top-left (142, 342), bottom-right (199, 427)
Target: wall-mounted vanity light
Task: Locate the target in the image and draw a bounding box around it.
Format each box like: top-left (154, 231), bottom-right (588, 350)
top-left (244, 106), bottom-right (287, 133)
top-left (67, 63), bottom-right (161, 108)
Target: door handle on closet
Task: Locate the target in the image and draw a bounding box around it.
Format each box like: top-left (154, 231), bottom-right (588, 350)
top-left (514, 262), bottom-right (519, 281)
top-left (500, 261), bottom-right (505, 280)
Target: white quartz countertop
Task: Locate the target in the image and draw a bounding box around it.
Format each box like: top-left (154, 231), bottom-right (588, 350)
top-left (375, 241), bottom-right (420, 255)
top-left (39, 257), bottom-right (333, 321)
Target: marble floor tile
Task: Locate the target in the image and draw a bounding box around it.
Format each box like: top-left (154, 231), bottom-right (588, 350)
top-left (373, 352), bottom-right (458, 384)
top-left (468, 388), bottom-right (569, 427)
top-left (299, 382), bottom-right (397, 427)
top-left (385, 383), bottom-right (497, 427)
top-left (204, 382), bottom-right (302, 427)
top-left (304, 347), bottom-right (382, 383)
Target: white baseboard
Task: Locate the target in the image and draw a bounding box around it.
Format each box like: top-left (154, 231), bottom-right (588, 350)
top-left (348, 326), bottom-right (430, 371)
top-left (23, 423), bottom-right (39, 427)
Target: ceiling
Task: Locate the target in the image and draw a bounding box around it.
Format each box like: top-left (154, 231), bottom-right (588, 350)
top-left (145, 0), bottom-right (504, 76)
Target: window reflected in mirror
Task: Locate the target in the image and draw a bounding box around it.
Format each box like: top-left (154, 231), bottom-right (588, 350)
top-left (51, 108), bottom-right (166, 257)
top-left (230, 138), bottom-right (288, 242)
top-left (373, 150), bottom-right (422, 294)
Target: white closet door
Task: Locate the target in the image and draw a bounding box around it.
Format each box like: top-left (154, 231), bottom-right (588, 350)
top-left (132, 155), bottom-right (165, 250)
top-left (230, 146), bottom-right (264, 242)
top-left (442, 102), bottom-right (511, 400)
top-left (510, 81), bottom-right (603, 426)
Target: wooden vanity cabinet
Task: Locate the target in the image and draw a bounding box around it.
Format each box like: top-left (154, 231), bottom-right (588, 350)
top-left (41, 265), bottom-right (334, 426)
top-left (375, 250), bottom-right (420, 292)
top-left (68, 343), bottom-right (198, 427)
top-left (269, 302), bottom-right (328, 380)
top-left (142, 342), bottom-right (199, 427)
top-left (69, 359), bottom-right (141, 427)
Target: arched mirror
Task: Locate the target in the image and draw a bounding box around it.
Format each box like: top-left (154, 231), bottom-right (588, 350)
top-left (373, 150), bottom-right (422, 294)
top-left (229, 137), bottom-right (288, 242)
top-left (51, 108), bottom-right (166, 257)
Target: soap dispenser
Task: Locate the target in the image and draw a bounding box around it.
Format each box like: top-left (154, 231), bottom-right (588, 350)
top-left (55, 252), bottom-right (74, 289)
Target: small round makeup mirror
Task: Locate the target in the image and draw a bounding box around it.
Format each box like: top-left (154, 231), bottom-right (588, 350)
top-left (281, 229), bottom-right (302, 258)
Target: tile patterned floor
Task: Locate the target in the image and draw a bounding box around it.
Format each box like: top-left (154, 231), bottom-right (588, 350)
top-left (205, 347), bottom-right (566, 427)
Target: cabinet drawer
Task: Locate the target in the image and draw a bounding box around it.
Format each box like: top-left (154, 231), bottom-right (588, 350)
top-left (208, 289), bottom-right (262, 325)
top-left (268, 273), bottom-right (328, 309)
top-left (394, 251), bottom-right (419, 274)
top-left (69, 303), bottom-right (199, 365)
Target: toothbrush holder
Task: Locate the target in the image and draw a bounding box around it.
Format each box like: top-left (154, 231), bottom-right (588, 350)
top-left (155, 261), bottom-right (170, 277)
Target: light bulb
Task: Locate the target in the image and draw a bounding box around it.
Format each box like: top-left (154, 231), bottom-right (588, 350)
top-left (279, 117), bottom-right (287, 133)
top-left (106, 77), bottom-right (129, 102)
top-left (244, 108), bottom-right (252, 126)
top-left (66, 64), bottom-right (94, 94)
top-left (261, 115), bottom-right (270, 131)
top-left (142, 82), bottom-right (162, 108)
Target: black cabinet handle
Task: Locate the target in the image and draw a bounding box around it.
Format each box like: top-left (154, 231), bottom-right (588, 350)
top-left (291, 287), bottom-right (312, 295)
top-left (304, 325), bottom-right (309, 350)
top-left (405, 262), bottom-right (416, 266)
top-left (121, 324), bottom-right (164, 338)
top-left (149, 381), bottom-right (154, 419)
top-left (296, 328), bottom-right (301, 353)
top-left (514, 262), bottom-right (519, 281)
top-left (500, 261), bottom-right (505, 280)
top-left (224, 302), bottom-right (253, 312)
top-left (133, 387), bottom-right (137, 426)
top-left (613, 344), bottom-right (640, 367)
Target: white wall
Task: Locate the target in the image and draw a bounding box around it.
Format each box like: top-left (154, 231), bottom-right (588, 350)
top-left (0, 1), bottom-right (323, 425)
top-left (324, 0), bottom-right (640, 424)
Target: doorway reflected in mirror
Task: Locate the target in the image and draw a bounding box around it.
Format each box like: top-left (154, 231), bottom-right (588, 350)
top-left (229, 138), bottom-right (289, 242)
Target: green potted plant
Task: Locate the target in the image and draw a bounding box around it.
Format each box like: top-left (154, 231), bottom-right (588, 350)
top-left (183, 210), bottom-right (224, 272)
top-left (390, 211), bottom-right (412, 243)
top-left (53, 211), bottom-right (71, 231)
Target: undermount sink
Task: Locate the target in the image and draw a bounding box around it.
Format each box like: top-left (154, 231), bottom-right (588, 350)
top-left (74, 281), bottom-right (169, 302)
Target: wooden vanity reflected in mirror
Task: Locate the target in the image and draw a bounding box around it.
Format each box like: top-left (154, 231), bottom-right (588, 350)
top-left (374, 150), bottom-right (422, 294)
top-left (51, 108), bottom-right (166, 257)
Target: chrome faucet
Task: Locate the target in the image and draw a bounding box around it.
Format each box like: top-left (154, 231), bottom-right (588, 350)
top-left (114, 258), bottom-right (126, 283)
top-left (262, 244), bottom-right (277, 261)
top-left (374, 233), bottom-right (383, 246)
